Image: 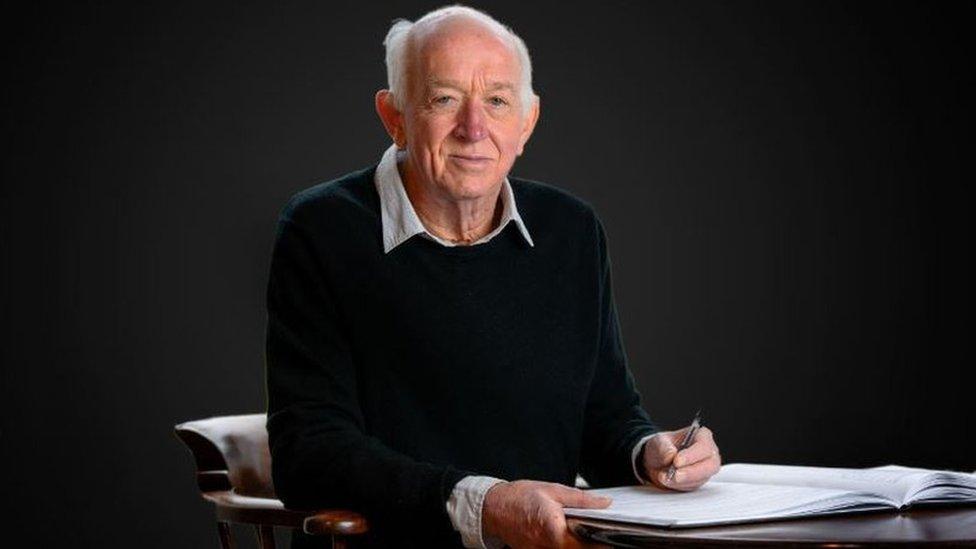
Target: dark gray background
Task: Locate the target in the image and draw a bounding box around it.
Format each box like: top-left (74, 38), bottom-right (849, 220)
top-left (3, 1), bottom-right (973, 546)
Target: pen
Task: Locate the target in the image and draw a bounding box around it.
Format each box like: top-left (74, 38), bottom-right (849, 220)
top-left (666, 409), bottom-right (702, 484)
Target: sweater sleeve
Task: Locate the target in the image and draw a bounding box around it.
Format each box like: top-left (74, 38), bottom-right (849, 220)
top-left (264, 212), bottom-right (469, 536)
top-left (578, 215), bottom-right (660, 487)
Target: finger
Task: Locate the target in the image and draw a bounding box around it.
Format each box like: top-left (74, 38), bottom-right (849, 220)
top-left (554, 512), bottom-right (600, 549)
top-left (545, 506), bottom-right (570, 545)
top-left (560, 519), bottom-right (595, 549)
top-left (670, 453), bottom-right (722, 490)
top-left (643, 433), bottom-right (678, 468)
top-left (672, 427), bottom-right (717, 468)
top-left (555, 510), bottom-right (605, 549)
top-left (550, 484), bottom-right (613, 508)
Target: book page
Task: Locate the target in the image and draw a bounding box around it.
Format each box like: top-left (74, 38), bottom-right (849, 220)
top-left (565, 481), bottom-right (891, 528)
top-left (713, 463), bottom-right (925, 504)
top-left (873, 465), bottom-right (976, 504)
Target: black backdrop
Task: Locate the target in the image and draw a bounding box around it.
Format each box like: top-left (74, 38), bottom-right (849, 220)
top-left (3, 1), bottom-right (973, 546)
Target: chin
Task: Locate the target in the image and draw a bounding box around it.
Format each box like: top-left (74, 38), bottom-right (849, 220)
top-left (443, 174), bottom-right (502, 200)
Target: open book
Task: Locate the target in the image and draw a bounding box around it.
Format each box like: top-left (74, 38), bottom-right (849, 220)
top-left (564, 463), bottom-right (976, 528)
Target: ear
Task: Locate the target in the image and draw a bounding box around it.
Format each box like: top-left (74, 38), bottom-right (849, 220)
top-left (375, 90), bottom-right (406, 148)
top-left (516, 95), bottom-right (540, 156)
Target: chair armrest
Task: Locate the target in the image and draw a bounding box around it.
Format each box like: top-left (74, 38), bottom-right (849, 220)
top-left (202, 491), bottom-right (368, 535)
top-left (303, 510), bottom-right (368, 536)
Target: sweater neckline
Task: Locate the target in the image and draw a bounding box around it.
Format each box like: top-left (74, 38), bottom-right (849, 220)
top-left (409, 222), bottom-right (522, 259)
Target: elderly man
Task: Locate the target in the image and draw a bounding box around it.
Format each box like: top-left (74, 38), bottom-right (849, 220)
top-left (265, 5), bottom-right (721, 548)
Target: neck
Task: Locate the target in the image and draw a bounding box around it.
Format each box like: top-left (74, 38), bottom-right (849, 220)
top-left (399, 156), bottom-right (504, 245)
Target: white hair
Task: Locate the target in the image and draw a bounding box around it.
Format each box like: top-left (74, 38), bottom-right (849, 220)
top-left (382, 5), bottom-right (536, 117)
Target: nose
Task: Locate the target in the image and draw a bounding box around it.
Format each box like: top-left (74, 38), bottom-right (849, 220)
top-left (452, 99), bottom-right (487, 142)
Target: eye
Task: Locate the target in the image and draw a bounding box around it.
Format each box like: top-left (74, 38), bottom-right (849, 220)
top-left (433, 96), bottom-right (456, 106)
top-left (488, 96), bottom-right (509, 107)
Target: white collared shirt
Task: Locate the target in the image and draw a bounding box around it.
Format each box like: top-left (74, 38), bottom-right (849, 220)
top-left (372, 143), bottom-right (657, 548)
top-left (374, 144), bottom-right (534, 253)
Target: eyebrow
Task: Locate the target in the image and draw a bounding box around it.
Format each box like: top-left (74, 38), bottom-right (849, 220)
top-left (426, 78), bottom-right (517, 94)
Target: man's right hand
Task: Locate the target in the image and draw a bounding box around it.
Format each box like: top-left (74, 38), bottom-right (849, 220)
top-left (482, 480), bottom-right (612, 548)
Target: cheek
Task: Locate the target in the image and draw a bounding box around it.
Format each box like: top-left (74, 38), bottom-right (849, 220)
top-left (410, 117), bottom-right (450, 147)
top-left (410, 122), bottom-right (451, 171)
top-left (493, 121), bottom-right (526, 155)
top-left (429, 124), bottom-right (459, 158)
top-left (493, 133), bottom-right (522, 160)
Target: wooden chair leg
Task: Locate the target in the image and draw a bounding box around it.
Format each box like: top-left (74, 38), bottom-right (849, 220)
top-left (216, 521), bottom-right (235, 549)
top-left (255, 525), bottom-right (276, 549)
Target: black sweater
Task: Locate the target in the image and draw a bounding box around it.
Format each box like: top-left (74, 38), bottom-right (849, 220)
top-left (265, 165), bottom-right (658, 547)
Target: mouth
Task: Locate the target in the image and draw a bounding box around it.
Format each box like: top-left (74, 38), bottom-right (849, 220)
top-left (449, 154), bottom-right (493, 162)
top-left (448, 154), bottom-right (494, 170)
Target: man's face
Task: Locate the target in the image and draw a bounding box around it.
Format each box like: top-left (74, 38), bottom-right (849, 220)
top-left (399, 20), bottom-right (537, 202)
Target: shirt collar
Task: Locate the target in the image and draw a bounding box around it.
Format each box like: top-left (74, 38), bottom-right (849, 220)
top-left (374, 143), bottom-right (534, 254)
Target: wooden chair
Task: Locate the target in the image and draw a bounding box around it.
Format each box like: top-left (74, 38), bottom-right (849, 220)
top-left (174, 413), bottom-right (368, 548)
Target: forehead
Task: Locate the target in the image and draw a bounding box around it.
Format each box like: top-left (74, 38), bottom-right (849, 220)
top-left (410, 18), bottom-right (521, 87)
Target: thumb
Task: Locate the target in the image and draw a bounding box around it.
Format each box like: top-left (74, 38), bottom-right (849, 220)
top-left (551, 485), bottom-right (613, 509)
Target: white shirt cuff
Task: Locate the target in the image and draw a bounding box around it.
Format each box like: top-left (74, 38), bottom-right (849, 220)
top-left (446, 475), bottom-right (507, 548)
top-left (631, 432), bottom-right (661, 485)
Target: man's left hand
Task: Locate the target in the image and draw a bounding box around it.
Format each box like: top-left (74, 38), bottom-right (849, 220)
top-left (641, 426), bottom-right (721, 491)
